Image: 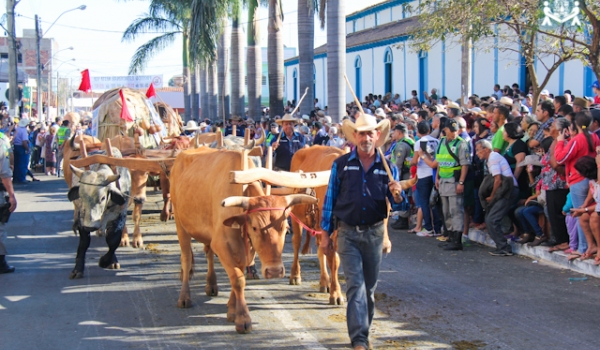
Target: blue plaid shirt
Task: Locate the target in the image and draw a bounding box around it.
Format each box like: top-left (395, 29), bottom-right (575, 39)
top-left (320, 149), bottom-right (408, 235)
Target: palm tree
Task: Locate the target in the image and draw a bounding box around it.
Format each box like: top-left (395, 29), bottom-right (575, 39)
top-left (247, 0), bottom-right (262, 120)
top-left (218, 19), bottom-right (231, 120)
top-left (122, 0), bottom-right (193, 121)
top-left (326, 0), bottom-right (345, 123)
top-left (208, 60), bottom-right (218, 121)
top-left (199, 63), bottom-right (208, 120)
top-left (268, 0), bottom-right (284, 118)
top-left (230, 0), bottom-right (245, 118)
top-left (191, 64), bottom-right (199, 121)
top-left (298, 0), bottom-right (318, 116)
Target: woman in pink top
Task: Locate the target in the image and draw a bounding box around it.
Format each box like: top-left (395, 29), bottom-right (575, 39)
top-left (555, 112), bottom-right (600, 255)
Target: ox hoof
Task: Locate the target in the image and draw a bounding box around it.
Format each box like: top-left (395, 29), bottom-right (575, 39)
top-left (177, 299), bottom-right (193, 308)
top-left (99, 255), bottom-right (119, 269)
top-left (289, 276), bottom-right (302, 285)
top-left (235, 321), bottom-right (252, 334)
top-left (131, 238), bottom-right (144, 249)
top-left (319, 286), bottom-right (330, 293)
top-left (329, 296), bottom-right (345, 306)
top-left (205, 285), bottom-right (219, 297)
top-left (69, 270), bottom-right (83, 279)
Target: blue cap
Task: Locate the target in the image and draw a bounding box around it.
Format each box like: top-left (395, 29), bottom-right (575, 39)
top-left (592, 80), bottom-right (600, 89)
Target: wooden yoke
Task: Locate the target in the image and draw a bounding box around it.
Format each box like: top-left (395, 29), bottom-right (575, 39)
top-left (232, 125), bottom-right (237, 137)
top-left (231, 168), bottom-right (331, 188)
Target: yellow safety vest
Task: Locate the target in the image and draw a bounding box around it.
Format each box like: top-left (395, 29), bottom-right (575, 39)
top-left (57, 126), bottom-right (68, 146)
top-left (436, 136), bottom-right (464, 179)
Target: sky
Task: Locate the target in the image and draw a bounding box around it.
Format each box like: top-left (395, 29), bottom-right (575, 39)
top-left (3, 0), bottom-right (383, 84)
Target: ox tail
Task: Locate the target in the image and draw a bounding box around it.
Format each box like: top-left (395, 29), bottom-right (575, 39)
top-left (301, 230), bottom-right (312, 255)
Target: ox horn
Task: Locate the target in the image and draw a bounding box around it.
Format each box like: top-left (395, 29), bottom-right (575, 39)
top-left (255, 128), bottom-right (265, 145)
top-left (102, 174), bottom-right (121, 186)
top-left (216, 130), bottom-right (224, 149)
top-left (399, 177), bottom-right (418, 190)
top-left (222, 196), bottom-right (250, 209)
top-left (194, 133), bottom-right (201, 149)
top-left (70, 164), bottom-right (85, 179)
top-left (244, 139), bottom-right (256, 150)
top-left (283, 194), bottom-right (318, 207)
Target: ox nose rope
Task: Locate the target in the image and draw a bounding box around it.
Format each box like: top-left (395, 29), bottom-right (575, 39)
top-left (241, 207), bottom-right (321, 261)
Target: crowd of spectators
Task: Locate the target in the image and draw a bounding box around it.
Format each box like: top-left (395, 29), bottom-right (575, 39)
top-left (187, 81), bottom-right (600, 263)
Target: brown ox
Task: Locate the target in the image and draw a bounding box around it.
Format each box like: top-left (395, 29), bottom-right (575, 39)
top-left (289, 146), bottom-right (395, 305)
top-left (171, 147), bottom-right (316, 333)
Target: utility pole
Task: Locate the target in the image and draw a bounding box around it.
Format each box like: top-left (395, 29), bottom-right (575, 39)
top-left (460, 34), bottom-right (472, 107)
top-left (7, 0), bottom-right (19, 118)
top-left (35, 14), bottom-right (43, 122)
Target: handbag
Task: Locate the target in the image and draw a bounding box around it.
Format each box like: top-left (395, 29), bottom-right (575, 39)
top-left (429, 187), bottom-right (440, 207)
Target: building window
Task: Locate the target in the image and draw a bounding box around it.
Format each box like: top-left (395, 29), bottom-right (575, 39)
top-left (0, 52), bottom-right (22, 64)
top-left (384, 48), bottom-right (393, 94)
top-left (353, 20), bottom-right (356, 32)
top-left (355, 56), bottom-right (362, 101)
top-left (375, 13), bottom-right (379, 26)
top-left (292, 68), bottom-right (298, 102)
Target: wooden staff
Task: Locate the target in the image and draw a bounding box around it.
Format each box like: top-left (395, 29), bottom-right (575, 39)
top-left (377, 147), bottom-right (399, 197)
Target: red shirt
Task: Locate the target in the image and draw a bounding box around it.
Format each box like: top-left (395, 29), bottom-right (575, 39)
top-left (595, 95), bottom-right (600, 105)
top-left (555, 132), bottom-right (600, 185)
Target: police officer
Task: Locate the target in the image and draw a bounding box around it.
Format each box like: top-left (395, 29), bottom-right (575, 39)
top-left (435, 119), bottom-right (471, 250)
top-left (390, 123), bottom-right (414, 230)
top-left (271, 114), bottom-right (305, 171)
top-left (0, 132), bottom-right (17, 274)
top-left (56, 120), bottom-right (71, 177)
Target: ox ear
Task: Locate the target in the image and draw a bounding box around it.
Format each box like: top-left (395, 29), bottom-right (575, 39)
top-left (67, 186), bottom-right (80, 202)
top-left (223, 214), bottom-right (246, 229)
top-left (109, 189), bottom-right (126, 206)
top-left (70, 165), bottom-right (84, 178)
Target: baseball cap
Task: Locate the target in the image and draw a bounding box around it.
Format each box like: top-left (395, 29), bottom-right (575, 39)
top-left (591, 80), bottom-right (600, 89)
top-left (540, 89), bottom-right (550, 96)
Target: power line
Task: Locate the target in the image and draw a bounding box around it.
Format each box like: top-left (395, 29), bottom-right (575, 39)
top-left (16, 13), bottom-right (173, 34)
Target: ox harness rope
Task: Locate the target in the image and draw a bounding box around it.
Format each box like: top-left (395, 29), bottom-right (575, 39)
top-left (240, 206), bottom-right (321, 258)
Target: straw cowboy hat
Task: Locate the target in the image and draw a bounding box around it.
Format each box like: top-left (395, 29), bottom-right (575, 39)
top-left (499, 96), bottom-right (513, 107)
top-left (446, 101), bottom-right (461, 110)
top-left (341, 113), bottom-right (390, 149)
top-left (183, 120), bottom-right (200, 131)
top-left (275, 113), bottom-right (300, 125)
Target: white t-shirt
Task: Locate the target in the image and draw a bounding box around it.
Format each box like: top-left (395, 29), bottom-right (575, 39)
top-left (487, 151), bottom-right (518, 186)
top-left (414, 135), bottom-right (439, 179)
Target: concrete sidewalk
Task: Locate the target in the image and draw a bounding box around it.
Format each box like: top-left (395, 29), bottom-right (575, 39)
top-left (468, 228), bottom-right (600, 278)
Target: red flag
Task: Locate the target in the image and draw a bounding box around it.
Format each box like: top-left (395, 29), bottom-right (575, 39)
top-left (146, 83), bottom-right (156, 98)
top-left (78, 69), bottom-right (92, 93)
top-left (119, 89), bottom-right (133, 122)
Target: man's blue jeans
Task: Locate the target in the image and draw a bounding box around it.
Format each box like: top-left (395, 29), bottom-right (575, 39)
top-left (415, 176), bottom-right (443, 232)
top-left (337, 222), bottom-right (384, 349)
top-left (569, 179), bottom-right (589, 253)
top-left (516, 205), bottom-right (545, 237)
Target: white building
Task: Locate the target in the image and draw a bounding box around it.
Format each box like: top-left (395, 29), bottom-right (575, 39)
top-left (284, 0), bottom-right (595, 106)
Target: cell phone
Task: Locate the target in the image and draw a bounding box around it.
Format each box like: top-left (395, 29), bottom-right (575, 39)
top-left (420, 141), bottom-right (428, 153)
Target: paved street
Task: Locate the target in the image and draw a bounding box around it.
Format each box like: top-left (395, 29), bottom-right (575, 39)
top-left (2, 176), bottom-right (599, 349)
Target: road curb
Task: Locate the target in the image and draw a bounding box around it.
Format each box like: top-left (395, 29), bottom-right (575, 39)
top-left (467, 229), bottom-right (600, 278)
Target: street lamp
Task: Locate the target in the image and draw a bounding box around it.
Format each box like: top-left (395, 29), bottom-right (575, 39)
top-left (35, 5), bottom-right (86, 122)
top-left (56, 67), bottom-right (80, 115)
top-left (49, 58), bottom-right (75, 115)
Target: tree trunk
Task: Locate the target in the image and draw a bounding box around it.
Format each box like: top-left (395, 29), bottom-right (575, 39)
top-left (208, 60), bottom-right (218, 122)
top-left (218, 20), bottom-right (231, 121)
top-left (247, 0), bottom-right (262, 120)
top-left (6, 0), bottom-right (18, 116)
top-left (327, 0), bottom-right (346, 123)
top-left (191, 64), bottom-right (199, 121)
top-left (231, 1), bottom-right (245, 119)
top-left (199, 63), bottom-right (208, 121)
top-left (182, 33), bottom-right (191, 122)
top-left (298, 0), bottom-right (315, 116)
top-left (460, 34), bottom-right (472, 107)
top-left (268, 0), bottom-right (284, 118)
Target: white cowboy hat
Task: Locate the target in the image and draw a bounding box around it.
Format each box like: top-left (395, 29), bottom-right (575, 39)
top-left (374, 108), bottom-right (386, 118)
top-left (275, 113), bottom-right (299, 125)
top-left (341, 113), bottom-right (390, 149)
top-left (446, 101), bottom-right (461, 110)
top-left (18, 118), bottom-right (30, 127)
top-left (499, 96), bottom-right (513, 107)
top-left (183, 120), bottom-right (199, 131)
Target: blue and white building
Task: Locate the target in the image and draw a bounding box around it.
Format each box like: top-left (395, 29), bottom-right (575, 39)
top-left (284, 0), bottom-right (595, 106)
